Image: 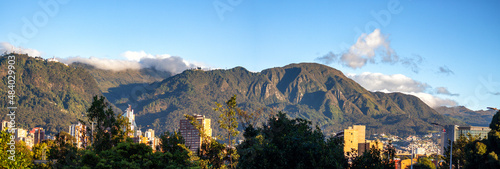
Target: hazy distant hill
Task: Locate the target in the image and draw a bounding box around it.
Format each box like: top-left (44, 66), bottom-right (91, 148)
top-left (0, 54), bottom-right (102, 134)
top-left (435, 106), bottom-right (495, 126)
top-left (118, 63), bottom-right (464, 137)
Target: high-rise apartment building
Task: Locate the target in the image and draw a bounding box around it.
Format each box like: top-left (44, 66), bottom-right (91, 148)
top-left (145, 129), bottom-right (155, 141)
top-left (344, 125), bottom-right (366, 156)
top-left (343, 125), bottom-right (383, 156)
top-left (123, 105), bottom-right (138, 137)
top-left (179, 115), bottom-right (212, 153)
top-left (69, 122), bottom-right (88, 148)
top-left (31, 128), bottom-right (45, 145)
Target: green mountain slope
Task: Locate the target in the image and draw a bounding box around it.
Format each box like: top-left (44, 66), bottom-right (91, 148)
top-left (127, 63), bottom-right (463, 137)
top-left (0, 53), bottom-right (102, 134)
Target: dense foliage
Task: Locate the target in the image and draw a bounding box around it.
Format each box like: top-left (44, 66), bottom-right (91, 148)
top-left (0, 131), bottom-right (33, 168)
top-left (237, 112), bottom-right (348, 169)
top-left (0, 53), bottom-right (101, 134)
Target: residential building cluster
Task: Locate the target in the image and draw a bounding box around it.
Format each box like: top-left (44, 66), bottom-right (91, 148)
top-left (1, 120), bottom-right (47, 149)
top-left (2, 103), bottom-right (493, 169)
top-left (1, 105), bottom-right (160, 151)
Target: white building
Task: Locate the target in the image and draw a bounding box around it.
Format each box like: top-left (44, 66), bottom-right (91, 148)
top-left (47, 56), bottom-right (58, 62)
top-left (15, 128), bottom-right (27, 139)
top-left (145, 129), bottom-right (155, 141)
top-left (123, 105), bottom-right (138, 137)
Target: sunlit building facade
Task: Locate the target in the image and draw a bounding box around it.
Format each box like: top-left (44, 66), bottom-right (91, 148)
top-left (179, 115), bottom-right (212, 153)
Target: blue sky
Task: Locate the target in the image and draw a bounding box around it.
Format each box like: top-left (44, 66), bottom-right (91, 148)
top-left (1, 0), bottom-right (499, 110)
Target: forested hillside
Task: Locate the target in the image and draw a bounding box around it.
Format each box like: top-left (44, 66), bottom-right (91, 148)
top-left (117, 63), bottom-right (464, 137)
top-left (0, 53), bottom-right (101, 134)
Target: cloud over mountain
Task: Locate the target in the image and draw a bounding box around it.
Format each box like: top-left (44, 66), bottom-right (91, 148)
top-left (60, 50), bottom-right (200, 74)
top-left (0, 42), bottom-right (42, 57)
top-left (59, 56), bottom-right (142, 71)
top-left (347, 72), bottom-right (429, 93)
top-left (347, 72), bottom-right (457, 108)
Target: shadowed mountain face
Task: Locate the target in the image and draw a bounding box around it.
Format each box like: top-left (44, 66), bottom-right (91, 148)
top-left (117, 63), bottom-right (463, 137)
top-left (435, 106), bottom-right (496, 126)
top-left (72, 63), bottom-right (172, 111)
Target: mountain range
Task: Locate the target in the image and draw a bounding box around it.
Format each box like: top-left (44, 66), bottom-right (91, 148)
top-left (1, 53), bottom-right (468, 137)
top-left (435, 106), bottom-right (495, 127)
top-left (103, 62), bottom-right (464, 137)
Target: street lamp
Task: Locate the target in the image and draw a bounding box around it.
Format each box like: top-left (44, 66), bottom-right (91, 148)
top-left (431, 122), bottom-right (452, 169)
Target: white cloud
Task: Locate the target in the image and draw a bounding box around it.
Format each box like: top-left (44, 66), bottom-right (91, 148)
top-left (60, 50), bottom-right (200, 74)
top-left (347, 72), bottom-right (429, 93)
top-left (347, 72), bottom-right (457, 108)
top-left (435, 87), bottom-right (459, 96)
top-left (341, 29), bottom-right (397, 68)
top-left (0, 42), bottom-right (42, 57)
top-left (402, 92), bottom-right (457, 108)
top-left (316, 30), bottom-right (425, 73)
top-left (59, 56), bottom-right (142, 71)
top-left (121, 50), bottom-right (171, 61)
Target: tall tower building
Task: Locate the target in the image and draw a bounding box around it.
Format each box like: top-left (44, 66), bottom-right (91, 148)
top-left (145, 129), bottom-right (155, 141)
top-left (31, 128), bottom-right (45, 145)
top-left (344, 125), bottom-right (366, 156)
top-left (179, 115), bottom-right (212, 153)
top-left (123, 105), bottom-right (138, 137)
top-left (69, 122), bottom-right (88, 148)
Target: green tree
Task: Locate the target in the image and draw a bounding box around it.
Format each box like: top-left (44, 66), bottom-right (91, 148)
top-left (185, 114), bottom-right (227, 169)
top-left (214, 95), bottom-right (240, 169)
top-left (489, 109), bottom-right (500, 156)
top-left (81, 95), bottom-right (130, 153)
top-left (350, 143), bottom-right (394, 169)
top-left (442, 109), bottom-right (500, 169)
top-left (32, 139), bottom-right (55, 160)
top-left (464, 139), bottom-right (489, 169)
top-left (412, 157), bottom-right (436, 169)
top-left (49, 131), bottom-right (81, 168)
top-left (237, 112), bottom-right (348, 169)
top-left (160, 131), bottom-right (195, 166)
top-left (440, 134), bottom-right (477, 169)
top-left (0, 131), bottom-right (33, 169)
